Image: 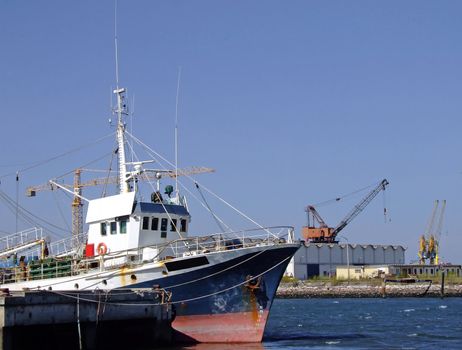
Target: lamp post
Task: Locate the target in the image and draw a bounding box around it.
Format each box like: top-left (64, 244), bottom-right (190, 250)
top-left (340, 236), bottom-right (350, 284)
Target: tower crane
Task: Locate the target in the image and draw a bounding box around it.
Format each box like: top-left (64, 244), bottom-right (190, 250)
top-left (302, 179), bottom-right (389, 243)
top-left (26, 166), bottom-right (214, 239)
top-left (418, 200), bottom-right (445, 265)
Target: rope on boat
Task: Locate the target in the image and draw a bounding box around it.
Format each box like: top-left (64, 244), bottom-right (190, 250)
top-left (43, 253), bottom-right (293, 307)
top-left (75, 243), bottom-right (273, 293)
top-left (27, 238), bottom-right (276, 291)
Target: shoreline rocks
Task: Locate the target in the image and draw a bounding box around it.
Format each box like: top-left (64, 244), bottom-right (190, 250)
top-left (276, 281), bottom-right (462, 298)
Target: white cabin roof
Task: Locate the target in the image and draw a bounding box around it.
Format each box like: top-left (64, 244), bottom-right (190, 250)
top-left (85, 192), bottom-right (136, 223)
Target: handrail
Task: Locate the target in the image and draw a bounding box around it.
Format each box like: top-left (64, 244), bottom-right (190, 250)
top-left (0, 226), bottom-right (296, 285)
top-left (0, 227), bottom-right (43, 252)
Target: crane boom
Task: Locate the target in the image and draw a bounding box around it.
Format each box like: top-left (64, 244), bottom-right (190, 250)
top-left (305, 205), bottom-right (328, 228)
top-left (302, 179), bottom-right (389, 243)
top-left (425, 200), bottom-right (439, 236)
top-left (435, 199), bottom-right (446, 240)
top-left (26, 166), bottom-right (214, 196)
top-left (332, 179), bottom-right (389, 237)
top-left (419, 199), bottom-right (446, 265)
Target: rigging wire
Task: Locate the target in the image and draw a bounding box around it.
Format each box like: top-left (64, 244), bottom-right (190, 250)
top-left (0, 191), bottom-right (38, 229)
top-left (102, 147), bottom-right (117, 198)
top-left (0, 133), bottom-right (115, 180)
top-left (126, 131), bottom-right (267, 233)
top-left (198, 182), bottom-right (276, 238)
top-left (0, 189), bottom-right (68, 236)
top-left (195, 182), bottom-right (226, 233)
top-left (55, 150), bottom-right (116, 180)
top-left (176, 179), bottom-right (233, 233)
top-left (52, 190), bottom-right (72, 233)
top-left (124, 132), bottom-right (231, 238)
top-left (122, 138), bottom-right (186, 241)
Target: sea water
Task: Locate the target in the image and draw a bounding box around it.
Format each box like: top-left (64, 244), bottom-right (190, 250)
top-left (173, 298), bottom-right (462, 350)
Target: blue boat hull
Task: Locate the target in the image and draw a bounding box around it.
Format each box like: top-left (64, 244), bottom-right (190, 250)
top-left (132, 245), bottom-right (299, 342)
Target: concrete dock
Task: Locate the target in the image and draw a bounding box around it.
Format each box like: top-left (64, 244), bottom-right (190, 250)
top-left (0, 288), bottom-right (173, 350)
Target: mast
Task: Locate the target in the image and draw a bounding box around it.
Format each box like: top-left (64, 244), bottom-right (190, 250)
top-left (113, 1), bottom-right (129, 194)
top-left (114, 87), bottom-right (129, 193)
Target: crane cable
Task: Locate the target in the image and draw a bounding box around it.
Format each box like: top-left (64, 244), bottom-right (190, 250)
top-left (313, 183), bottom-right (375, 207)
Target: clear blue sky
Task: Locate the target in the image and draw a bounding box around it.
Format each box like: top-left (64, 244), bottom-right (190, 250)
top-left (1, 1), bottom-right (461, 263)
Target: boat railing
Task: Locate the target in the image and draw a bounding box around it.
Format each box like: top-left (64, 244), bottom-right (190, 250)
top-left (13, 232), bottom-right (89, 262)
top-left (75, 225), bottom-right (296, 273)
top-left (0, 227), bottom-right (44, 256)
top-left (47, 232), bottom-right (88, 257)
top-left (100, 225), bottom-right (295, 267)
top-left (0, 226), bottom-right (295, 284)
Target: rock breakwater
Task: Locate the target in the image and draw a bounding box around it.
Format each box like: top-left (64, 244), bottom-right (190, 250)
top-left (277, 281), bottom-right (462, 298)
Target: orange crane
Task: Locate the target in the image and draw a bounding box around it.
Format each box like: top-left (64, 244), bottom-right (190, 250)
top-left (302, 179), bottom-right (389, 243)
top-left (26, 166), bottom-right (214, 238)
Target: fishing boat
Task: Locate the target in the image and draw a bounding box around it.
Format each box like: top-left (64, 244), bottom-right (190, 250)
top-left (0, 84), bottom-right (300, 342)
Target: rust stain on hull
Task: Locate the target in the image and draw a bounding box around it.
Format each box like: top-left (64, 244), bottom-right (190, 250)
top-left (172, 310), bottom-right (270, 343)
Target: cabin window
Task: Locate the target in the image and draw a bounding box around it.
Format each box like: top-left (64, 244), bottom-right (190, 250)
top-left (119, 220), bottom-right (127, 234)
top-left (142, 217), bottom-right (149, 230)
top-left (151, 217), bottom-right (159, 231)
top-left (100, 223), bottom-right (107, 236)
top-left (161, 218), bottom-right (168, 238)
top-left (170, 219), bottom-right (177, 232)
top-left (180, 219), bottom-right (187, 232)
top-left (110, 222), bottom-right (117, 235)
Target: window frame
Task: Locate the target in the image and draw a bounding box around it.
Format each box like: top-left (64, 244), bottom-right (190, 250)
top-left (151, 217), bottom-right (159, 231)
top-left (160, 218), bottom-right (168, 238)
top-left (119, 219), bottom-right (127, 234)
top-left (170, 219), bottom-right (177, 232)
top-left (100, 222), bottom-right (107, 236)
top-left (180, 219), bottom-right (187, 232)
top-left (110, 221), bottom-right (117, 235)
top-left (142, 217), bottom-right (149, 230)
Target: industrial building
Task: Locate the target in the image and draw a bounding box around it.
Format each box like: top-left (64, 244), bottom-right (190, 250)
top-left (389, 264), bottom-right (461, 278)
top-left (286, 242), bottom-right (406, 280)
top-left (336, 263), bottom-right (461, 280)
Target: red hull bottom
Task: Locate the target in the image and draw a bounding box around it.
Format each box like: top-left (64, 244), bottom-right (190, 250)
top-left (172, 310), bottom-right (270, 343)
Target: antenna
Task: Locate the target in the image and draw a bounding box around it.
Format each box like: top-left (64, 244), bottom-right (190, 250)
top-left (15, 171), bottom-right (19, 233)
top-left (114, 0), bottom-right (120, 89)
top-left (175, 66), bottom-right (182, 196)
top-left (130, 94), bottom-right (135, 163)
top-left (112, 0), bottom-right (128, 193)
